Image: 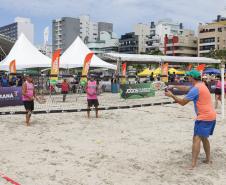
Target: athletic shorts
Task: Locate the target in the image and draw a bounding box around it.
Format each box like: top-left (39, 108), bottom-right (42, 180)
top-left (61, 91), bottom-right (68, 94)
top-left (215, 88), bottom-right (221, 95)
top-left (23, 101), bottom-right (34, 111)
top-left (87, 99), bottom-right (99, 107)
top-left (194, 120), bottom-right (216, 138)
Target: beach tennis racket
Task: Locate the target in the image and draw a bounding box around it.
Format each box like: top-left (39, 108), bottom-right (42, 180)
top-left (152, 81), bottom-right (167, 91)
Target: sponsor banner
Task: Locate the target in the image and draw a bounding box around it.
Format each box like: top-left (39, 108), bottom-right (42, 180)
top-left (50, 49), bottom-right (61, 84)
top-left (121, 62), bottom-right (127, 84)
top-left (0, 87), bottom-right (23, 107)
top-left (161, 63), bottom-right (168, 82)
top-left (120, 83), bottom-right (155, 99)
top-left (9, 60), bottom-right (16, 73)
top-left (80, 52), bottom-right (94, 86)
top-left (196, 64), bottom-right (206, 72)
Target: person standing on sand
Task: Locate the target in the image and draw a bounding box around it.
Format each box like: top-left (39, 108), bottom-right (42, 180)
top-left (165, 69), bottom-right (216, 169)
top-left (22, 75), bottom-right (37, 126)
top-left (86, 75), bottom-right (99, 118)
top-left (61, 79), bottom-right (70, 102)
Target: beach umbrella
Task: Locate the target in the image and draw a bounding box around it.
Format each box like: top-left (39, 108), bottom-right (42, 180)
top-left (168, 68), bottom-right (185, 75)
top-left (138, 68), bottom-right (154, 76)
top-left (203, 68), bottom-right (220, 75)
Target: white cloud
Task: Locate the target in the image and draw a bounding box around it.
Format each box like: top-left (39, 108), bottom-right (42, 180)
top-left (0, 0), bottom-right (225, 34)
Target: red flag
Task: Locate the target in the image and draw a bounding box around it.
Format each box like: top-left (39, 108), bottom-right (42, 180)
top-left (9, 60), bottom-right (16, 73)
top-left (122, 62), bottom-right (127, 76)
top-left (196, 64), bottom-right (206, 71)
top-left (187, 64), bottom-right (192, 71)
top-left (81, 52), bottom-right (94, 77)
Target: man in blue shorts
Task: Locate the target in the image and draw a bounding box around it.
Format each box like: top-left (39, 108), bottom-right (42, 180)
top-left (165, 69), bottom-right (216, 169)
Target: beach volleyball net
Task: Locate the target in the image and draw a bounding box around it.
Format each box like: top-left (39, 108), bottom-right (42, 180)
top-left (0, 74), bottom-right (175, 115)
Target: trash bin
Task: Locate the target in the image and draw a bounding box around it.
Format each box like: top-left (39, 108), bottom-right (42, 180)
top-left (111, 83), bottom-right (119, 93)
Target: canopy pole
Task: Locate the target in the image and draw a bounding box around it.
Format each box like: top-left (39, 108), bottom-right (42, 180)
top-left (221, 60), bottom-right (225, 120)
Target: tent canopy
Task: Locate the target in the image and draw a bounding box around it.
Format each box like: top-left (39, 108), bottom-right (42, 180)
top-left (60, 37), bottom-right (116, 70)
top-left (102, 53), bottom-right (220, 64)
top-left (0, 33), bottom-right (51, 71)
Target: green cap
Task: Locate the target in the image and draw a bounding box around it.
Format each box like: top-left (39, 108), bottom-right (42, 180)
top-left (185, 69), bottom-right (201, 79)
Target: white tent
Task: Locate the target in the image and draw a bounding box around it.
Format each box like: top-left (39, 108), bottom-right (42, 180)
top-left (102, 53), bottom-right (220, 64)
top-left (60, 36), bottom-right (116, 70)
top-left (0, 33), bottom-right (51, 71)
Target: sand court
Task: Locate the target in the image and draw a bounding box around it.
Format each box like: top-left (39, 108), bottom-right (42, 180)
top-left (0, 93), bottom-right (226, 185)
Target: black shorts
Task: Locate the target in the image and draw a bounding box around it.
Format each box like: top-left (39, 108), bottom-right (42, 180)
top-left (87, 99), bottom-right (99, 107)
top-left (23, 101), bottom-right (34, 111)
top-left (61, 91), bottom-right (68, 94)
top-left (215, 88), bottom-right (221, 95)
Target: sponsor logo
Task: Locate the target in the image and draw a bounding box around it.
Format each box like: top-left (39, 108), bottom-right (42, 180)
top-left (126, 88), bottom-right (151, 94)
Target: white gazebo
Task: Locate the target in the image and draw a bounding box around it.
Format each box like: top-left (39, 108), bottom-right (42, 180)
top-left (60, 36), bottom-right (116, 70)
top-left (0, 33), bottom-right (51, 70)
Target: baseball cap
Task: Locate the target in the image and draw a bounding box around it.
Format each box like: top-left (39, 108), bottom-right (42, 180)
top-left (185, 69), bottom-right (201, 80)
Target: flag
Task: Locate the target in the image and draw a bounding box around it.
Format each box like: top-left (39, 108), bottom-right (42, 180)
top-left (80, 52), bottom-right (94, 86)
top-left (196, 64), bottom-right (206, 71)
top-left (9, 60), bottom-right (16, 73)
top-left (50, 49), bottom-right (61, 84)
top-left (121, 62), bottom-right (127, 84)
top-left (187, 64), bottom-right (192, 71)
top-left (161, 63), bottom-right (168, 82)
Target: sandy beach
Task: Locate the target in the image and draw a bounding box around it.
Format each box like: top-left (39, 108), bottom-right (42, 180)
top-left (0, 92), bottom-right (226, 185)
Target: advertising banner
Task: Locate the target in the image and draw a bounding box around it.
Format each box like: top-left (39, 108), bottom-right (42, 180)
top-left (0, 87), bottom-right (23, 107)
top-left (120, 83), bottom-right (155, 99)
top-left (80, 52), bottom-right (94, 86)
top-left (161, 63), bottom-right (168, 82)
top-left (9, 60), bottom-right (16, 73)
top-left (121, 62), bottom-right (127, 85)
top-left (50, 49), bottom-right (61, 84)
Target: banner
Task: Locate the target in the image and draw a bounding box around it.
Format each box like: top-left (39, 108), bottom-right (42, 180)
top-left (196, 64), bottom-right (206, 71)
top-left (80, 52), bottom-right (94, 86)
top-left (9, 60), bottom-right (16, 73)
top-left (121, 62), bottom-right (127, 84)
top-left (187, 64), bottom-right (192, 71)
top-left (50, 49), bottom-right (61, 84)
top-left (120, 83), bottom-right (155, 99)
top-left (0, 87), bottom-right (23, 107)
top-left (161, 63), bottom-right (168, 82)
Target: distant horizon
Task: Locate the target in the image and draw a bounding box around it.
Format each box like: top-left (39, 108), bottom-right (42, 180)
top-left (0, 0), bottom-right (225, 45)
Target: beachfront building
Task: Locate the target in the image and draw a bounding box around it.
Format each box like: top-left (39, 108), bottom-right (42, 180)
top-left (52, 17), bottom-right (80, 54)
top-left (119, 23), bottom-right (149, 54)
top-left (87, 31), bottom-right (119, 54)
top-left (119, 32), bottom-right (139, 54)
top-left (146, 19), bottom-right (184, 53)
top-left (0, 17), bottom-right (34, 43)
top-left (165, 30), bottom-right (197, 57)
top-left (0, 34), bottom-right (14, 61)
top-left (52, 16), bottom-right (113, 53)
top-left (198, 15), bottom-right (226, 57)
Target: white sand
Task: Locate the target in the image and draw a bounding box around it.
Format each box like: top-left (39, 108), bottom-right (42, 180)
top-left (0, 92), bottom-right (226, 185)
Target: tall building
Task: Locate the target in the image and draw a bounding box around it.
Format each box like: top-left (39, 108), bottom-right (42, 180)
top-left (52, 15), bottom-right (114, 53)
top-left (198, 15), bottom-right (226, 57)
top-left (79, 15), bottom-right (98, 43)
top-left (165, 30), bottom-right (197, 57)
top-left (52, 17), bottom-right (80, 53)
top-left (0, 17), bottom-right (34, 43)
top-left (119, 23), bottom-right (149, 54)
top-left (146, 19), bottom-right (184, 52)
top-left (119, 32), bottom-right (139, 54)
top-left (98, 22), bottom-right (113, 39)
top-left (134, 23), bottom-right (150, 53)
top-left (87, 31), bottom-right (119, 54)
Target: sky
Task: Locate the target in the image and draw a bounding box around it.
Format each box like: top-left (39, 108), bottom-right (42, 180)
top-left (0, 0), bottom-right (226, 45)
